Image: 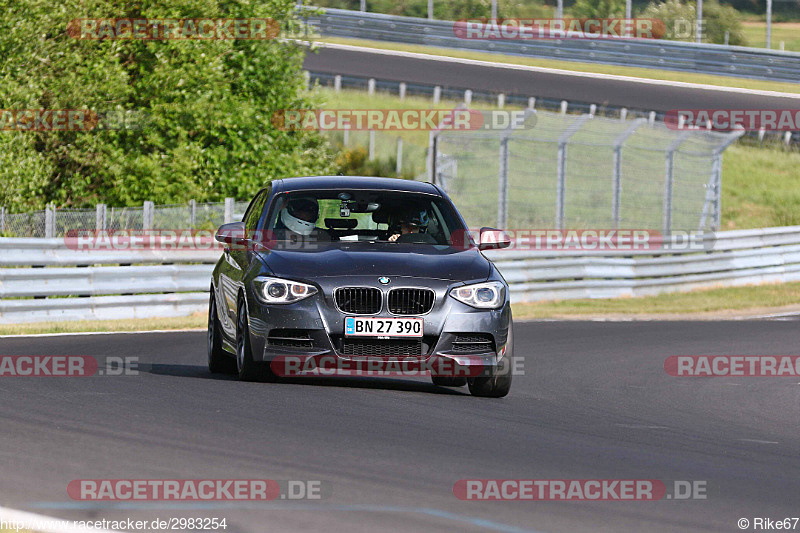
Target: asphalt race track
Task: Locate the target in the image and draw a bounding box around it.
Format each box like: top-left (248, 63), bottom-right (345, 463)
top-left (303, 46), bottom-right (800, 113)
top-left (1, 321), bottom-right (799, 532)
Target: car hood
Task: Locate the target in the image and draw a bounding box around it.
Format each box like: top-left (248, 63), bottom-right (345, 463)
top-left (261, 243), bottom-right (491, 282)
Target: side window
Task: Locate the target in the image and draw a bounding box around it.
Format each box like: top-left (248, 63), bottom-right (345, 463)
top-left (244, 188), bottom-right (269, 232)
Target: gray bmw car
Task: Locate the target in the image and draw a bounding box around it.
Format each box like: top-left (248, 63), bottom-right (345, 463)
top-left (208, 176), bottom-right (513, 397)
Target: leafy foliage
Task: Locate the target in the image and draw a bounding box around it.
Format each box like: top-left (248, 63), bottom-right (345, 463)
top-left (641, 0), bottom-right (747, 44)
top-left (0, 0), bottom-right (335, 211)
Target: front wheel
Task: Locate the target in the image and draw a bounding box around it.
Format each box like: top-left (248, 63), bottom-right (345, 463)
top-left (208, 289), bottom-right (234, 374)
top-left (236, 299), bottom-right (263, 382)
top-left (468, 326), bottom-right (513, 398)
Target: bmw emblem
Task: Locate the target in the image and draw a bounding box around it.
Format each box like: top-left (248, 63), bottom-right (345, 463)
top-left (378, 277), bottom-right (391, 285)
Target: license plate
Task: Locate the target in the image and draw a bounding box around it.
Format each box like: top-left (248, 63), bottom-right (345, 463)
top-left (345, 317), bottom-right (423, 337)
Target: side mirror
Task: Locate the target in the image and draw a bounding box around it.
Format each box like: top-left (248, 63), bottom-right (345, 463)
top-left (478, 227), bottom-right (511, 251)
top-left (215, 221), bottom-right (247, 246)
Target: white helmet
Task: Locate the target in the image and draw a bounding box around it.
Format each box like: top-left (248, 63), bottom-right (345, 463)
top-left (280, 200), bottom-right (317, 236)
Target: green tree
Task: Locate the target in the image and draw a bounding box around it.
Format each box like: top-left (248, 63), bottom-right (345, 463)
top-left (570, 0), bottom-right (627, 18)
top-left (0, 0), bottom-right (334, 211)
top-left (641, 0), bottom-right (747, 44)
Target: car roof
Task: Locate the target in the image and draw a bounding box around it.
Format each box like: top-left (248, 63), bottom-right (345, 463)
top-left (272, 176), bottom-right (441, 196)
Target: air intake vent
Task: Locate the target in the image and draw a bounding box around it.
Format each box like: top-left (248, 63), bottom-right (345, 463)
top-left (335, 287), bottom-right (382, 314)
top-left (268, 329), bottom-right (313, 348)
top-left (342, 339), bottom-right (423, 356)
top-left (388, 288), bottom-right (435, 315)
top-left (452, 333), bottom-right (495, 353)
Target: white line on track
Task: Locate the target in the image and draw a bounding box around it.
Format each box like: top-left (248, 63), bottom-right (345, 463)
top-left (311, 41), bottom-right (800, 100)
top-left (0, 329), bottom-right (204, 339)
top-left (0, 505), bottom-right (120, 533)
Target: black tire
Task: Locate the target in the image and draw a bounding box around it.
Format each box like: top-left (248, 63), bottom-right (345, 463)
top-left (236, 298), bottom-right (263, 382)
top-left (468, 326), bottom-right (513, 398)
top-left (431, 376), bottom-right (467, 387)
top-left (208, 289), bottom-right (235, 374)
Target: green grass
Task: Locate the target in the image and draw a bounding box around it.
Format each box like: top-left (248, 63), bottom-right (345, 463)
top-left (721, 144), bottom-right (800, 229)
top-left (512, 282), bottom-right (800, 319)
top-left (3, 283), bottom-right (800, 334)
top-left (741, 22), bottom-right (800, 51)
top-left (312, 37), bottom-right (800, 94)
top-left (0, 314), bottom-right (206, 336)
top-left (317, 87), bottom-right (800, 230)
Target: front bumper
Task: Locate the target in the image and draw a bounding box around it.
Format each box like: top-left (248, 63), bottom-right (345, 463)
top-left (245, 276), bottom-right (511, 377)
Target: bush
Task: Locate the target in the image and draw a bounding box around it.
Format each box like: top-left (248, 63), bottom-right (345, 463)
top-left (641, 0), bottom-right (747, 44)
top-left (0, 0), bottom-right (335, 211)
top-left (570, 0), bottom-right (626, 18)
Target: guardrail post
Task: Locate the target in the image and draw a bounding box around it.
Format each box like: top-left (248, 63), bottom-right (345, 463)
top-left (189, 199), bottom-right (196, 228)
top-left (396, 137), bottom-right (403, 174)
top-left (399, 83), bottom-right (406, 101)
top-left (427, 0), bottom-right (433, 19)
top-left (648, 111), bottom-right (656, 125)
top-left (368, 130), bottom-right (376, 160)
top-left (360, 0), bottom-right (366, 12)
top-left (0, 206), bottom-right (5, 233)
top-left (497, 93), bottom-right (505, 109)
top-left (620, 108), bottom-right (628, 121)
top-left (95, 204), bottom-right (107, 231)
top-left (427, 131), bottom-right (436, 181)
top-left (433, 86), bottom-right (441, 105)
top-left (464, 90), bottom-right (472, 106)
top-left (368, 78), bottom-right (375, 96)
top-left (224, 198), bottom-right (234, 224)
top-left (45, 204), bottom-right (55, 238)
top-left (560, 101), bottom-right (568, 115)
top-left (143, 201), bottom-right (154, 230)
top-left (589, 104), bottom-right (596, 117)
top-left (334, 75), bottom-right (341, 92)
top-left (528, 97), bottom-right (536, 110)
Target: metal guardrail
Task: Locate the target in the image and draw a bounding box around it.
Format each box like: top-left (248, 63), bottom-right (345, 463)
top-left (305, 8), bottom-right (800, 83)
top-left (2, 226), bottom-right (800, 323)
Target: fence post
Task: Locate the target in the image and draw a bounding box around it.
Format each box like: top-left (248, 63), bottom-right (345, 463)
top-left (648, 111), bottom-right (656, 124)
top-left (334, 75), bottom-right (342, 92)
top-left (560, 100), bottom-right (568, 114)
top-left (464, 90), bottom-right (472, 106)
top-left (612, 119), bottom-right (647, 229)
top-left (528, 97), bottom-right (536, 110)
top-left (45, 204), bottom-right (55, 238)
top-left (224, 198), bottom-right (234, 224)
top-left (427, 131), bottom-right (436, 181)
top-left (368, 130), bottom-right (376, 160)
top-left (0, 206), bottom-right (5, 233)
top-left (497, 93), bottom-right (505, 109)
top-left (189, 199), bottom-right (197, 228)
top-left (368, 78), bottom-right (376, 96)
top-left (427, 0), bottom-right (433, 19)
top-left (498, 135), bottom-right (509, 229)
top-left (433, 86), bottom-right (441, 105)
top-left (396, 137), bottom-right (403, 174)
top-left (143, 201), bottom-right (154, 230)
top-left (95, 204), bottom-right (107, 231)
top-left (556, 114), bottom-right (591, 229)
top-left (399, 82), bottom-right (406, 101)
top-left (663, 131), bottom-right (692, 235)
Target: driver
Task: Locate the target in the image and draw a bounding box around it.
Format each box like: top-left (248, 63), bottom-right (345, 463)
top-left (274, 196), bottom-right (331, 242)
top-left (388, 209), bottom-right (436, 244)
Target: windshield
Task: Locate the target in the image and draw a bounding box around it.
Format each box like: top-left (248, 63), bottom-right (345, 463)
top-left (263, 190), bottom-right (467, 246)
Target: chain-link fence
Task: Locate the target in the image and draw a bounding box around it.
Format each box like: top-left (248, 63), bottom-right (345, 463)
top-left (0, 199), bottom-right (251, 238)
top-left (433, 110), bottom-right (744, 232)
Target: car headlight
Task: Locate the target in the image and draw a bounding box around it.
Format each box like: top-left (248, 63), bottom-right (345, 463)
top-left (253, 276), bottom-right (318, 304)
top-left (449, 281), bottom-right (506, 309)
